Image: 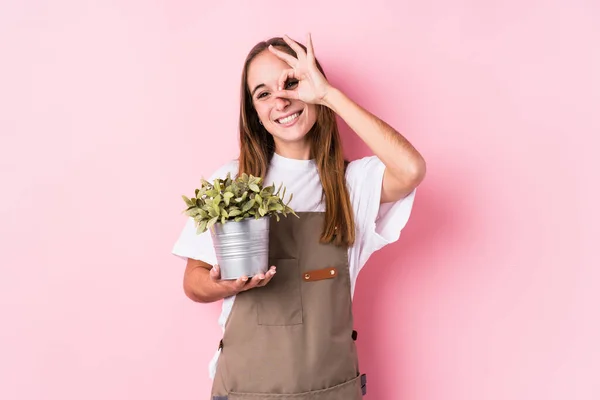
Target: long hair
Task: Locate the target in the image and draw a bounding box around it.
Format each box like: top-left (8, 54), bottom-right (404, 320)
top-left (238, 37), bottom-right (355, 246)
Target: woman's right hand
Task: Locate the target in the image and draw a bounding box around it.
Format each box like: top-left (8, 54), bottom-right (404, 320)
top-left (183, 258), bottom-right (277, 303)
top-left (209, 264), bottom-right (277, 294)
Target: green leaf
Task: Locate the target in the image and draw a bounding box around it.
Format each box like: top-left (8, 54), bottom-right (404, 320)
top-left (228, 209), bottom-right (242, 217)
top-left (223, 192), bottom-right (234, 206)
top-left (235, 192), bottom-right (247, 203)
top-left (261, 185), bottom-right (275, 197)
top-left (206, 216), bottom-right (219, 230)
top-left (231, 182), bottom-right (240, 195)
top-left (196, 219), bottom-right (208, 234)
top-left (289, 207), bottom-right (300, 218)
top-left (182, 195), bottom-right (194, 206)
top-left (242, 199), bottom-right (255, 213)
top-left (249, 183), bottom-right (260, 192)
top-left (269, 203), bottom-right (283, 212)
top-left (185, 208), bottom-right (200, 217)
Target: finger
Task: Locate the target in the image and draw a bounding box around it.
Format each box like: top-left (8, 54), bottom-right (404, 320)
top-left (282, 34), bottom-right (306, 59)
top-left (230, 275), bottom-right (249, 291)
top-left (268, 44), bottom-right (297, 67)
top-left (278, 68), bottom-right (296, 91)
top-left (306, 32), bottom-right (315, 62)
top-left (244, 273), bottom-right (266, 290)
top-left (259, 267), bottom-right (277, 286)
top-left (274, 88), bottom-right (300, 101)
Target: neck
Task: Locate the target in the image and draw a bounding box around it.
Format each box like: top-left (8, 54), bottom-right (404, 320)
top-left (274, 141), bottom-right (311, 160)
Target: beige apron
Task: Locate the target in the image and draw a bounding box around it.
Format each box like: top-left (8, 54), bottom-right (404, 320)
top-left (211, 212), bottom-right (366, 399)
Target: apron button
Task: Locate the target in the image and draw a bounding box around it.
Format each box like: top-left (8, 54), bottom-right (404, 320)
top-left (304, 273), bottom-right (310, 280)
top-left (330, 269), bottom-right (335, 275)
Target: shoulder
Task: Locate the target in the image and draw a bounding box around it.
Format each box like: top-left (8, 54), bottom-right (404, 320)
top-left (206, 159), bottom-right (240, 181)
top-left (345, 156), bottom-right (385, 188)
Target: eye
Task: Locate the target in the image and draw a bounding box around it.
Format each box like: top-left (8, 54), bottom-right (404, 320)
top-left (285, 79), bottom-right (298, 89)
top-left (257, 91), bottom-right (269, 99)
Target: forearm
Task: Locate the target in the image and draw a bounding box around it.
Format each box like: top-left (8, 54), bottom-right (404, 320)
top-left (321, 87), bottom-right (425, 182)
top-left (183, 264), bottom-right (236, 303)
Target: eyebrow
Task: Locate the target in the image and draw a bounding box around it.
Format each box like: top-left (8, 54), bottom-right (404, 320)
top-left (250, 83), bottom-right (266, 97)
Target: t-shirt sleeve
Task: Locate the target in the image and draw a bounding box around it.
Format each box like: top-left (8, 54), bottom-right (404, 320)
top-left (171, 160), bottom-right (239, 264)
top-left (346, 155), bottom-right (417, 277)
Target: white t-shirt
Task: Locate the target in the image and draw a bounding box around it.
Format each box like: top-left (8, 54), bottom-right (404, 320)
top-left (172, 152), bottom-right (416, 378)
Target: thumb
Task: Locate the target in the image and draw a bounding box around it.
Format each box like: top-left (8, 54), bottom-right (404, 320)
top-left (209, 264), bottom-right (221, 280)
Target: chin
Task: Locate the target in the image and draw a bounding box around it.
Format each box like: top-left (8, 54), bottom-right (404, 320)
top-left (277, 125), bottom-right (311, 141)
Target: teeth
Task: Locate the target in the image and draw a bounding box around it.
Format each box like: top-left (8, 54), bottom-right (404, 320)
top-left (277, 112), bottom-right (299, 124)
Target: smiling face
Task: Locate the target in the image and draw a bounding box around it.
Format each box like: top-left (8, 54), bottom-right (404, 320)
top-left (246, 49), bottom-right (317, 153)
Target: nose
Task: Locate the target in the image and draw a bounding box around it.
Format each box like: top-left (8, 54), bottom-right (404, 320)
top-left (273, 95), bottom-right (291, 111)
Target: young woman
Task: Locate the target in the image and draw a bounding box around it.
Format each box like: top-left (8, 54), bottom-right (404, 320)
top-left (172, 34), bottom-right (426, 400)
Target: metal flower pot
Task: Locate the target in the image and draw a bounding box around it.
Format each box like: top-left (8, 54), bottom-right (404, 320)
top-left (209, 216), bottom-right (270, 280)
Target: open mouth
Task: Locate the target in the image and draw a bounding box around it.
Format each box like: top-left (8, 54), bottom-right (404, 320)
top-left (275, 110), bottom-right (303, 125)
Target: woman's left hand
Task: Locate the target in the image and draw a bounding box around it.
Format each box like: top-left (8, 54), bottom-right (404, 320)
top-left (268, 33), bottom-right (332, 105)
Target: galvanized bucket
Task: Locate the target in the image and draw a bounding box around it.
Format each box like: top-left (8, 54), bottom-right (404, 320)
top-left (209, 216), bottom-right (270, 280)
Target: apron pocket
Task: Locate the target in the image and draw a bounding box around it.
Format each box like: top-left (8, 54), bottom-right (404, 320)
top-left (256, 258), bottom-right (303, 326)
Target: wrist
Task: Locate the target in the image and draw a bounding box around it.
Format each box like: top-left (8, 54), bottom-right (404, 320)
top-left (214, 278), bottom-right (239, 298)
top-left (319, 86), bottom-right (341, 109)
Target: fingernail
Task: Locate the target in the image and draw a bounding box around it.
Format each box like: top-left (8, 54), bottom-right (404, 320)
top-left (258, 275), bottom-right (265, 280)
top-left (241, 277), bottom-right (248, 282)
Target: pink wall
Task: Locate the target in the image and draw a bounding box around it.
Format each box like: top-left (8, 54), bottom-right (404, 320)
top-left (1, 1), bottom-right (598, 399)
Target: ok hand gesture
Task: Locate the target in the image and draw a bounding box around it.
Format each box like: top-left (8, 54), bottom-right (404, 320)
top-left (268, 33), bottom-right (332, 105)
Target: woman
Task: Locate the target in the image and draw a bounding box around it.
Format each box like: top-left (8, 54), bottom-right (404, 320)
top-left (172, 34), bottom-right (426, 400)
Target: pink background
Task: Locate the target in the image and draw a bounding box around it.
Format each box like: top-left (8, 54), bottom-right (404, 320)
top-left (1, 1), bottom-right (599, 399)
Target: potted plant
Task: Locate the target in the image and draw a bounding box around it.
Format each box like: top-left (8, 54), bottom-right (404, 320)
top-left (181, 172), bottom-right (298, 280)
